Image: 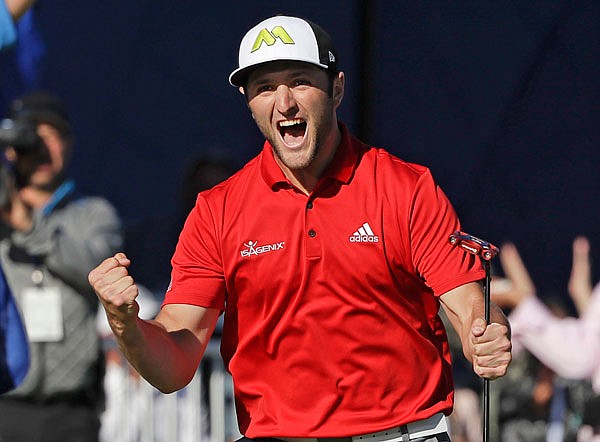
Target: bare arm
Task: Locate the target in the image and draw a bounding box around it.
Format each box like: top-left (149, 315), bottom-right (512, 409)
top-left (89, 252), bottom-right (220, 393)
top-left (568, 236), bottom-right (593, 315)
top-left (440, 281), bottom-right (511, 379)
top-left (5, 0), bottom-right (36, 20)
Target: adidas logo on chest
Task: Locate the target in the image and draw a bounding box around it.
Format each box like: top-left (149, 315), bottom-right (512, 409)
top-left (349, 222), bottom-right (379, 243)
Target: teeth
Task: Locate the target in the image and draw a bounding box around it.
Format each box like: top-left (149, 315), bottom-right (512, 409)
top-left (279, 119), bottom-right (303, 127)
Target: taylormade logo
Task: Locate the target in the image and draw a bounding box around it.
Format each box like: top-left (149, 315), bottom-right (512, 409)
top-left (349, 223), bottom-right (379, 243)
top-left (251, 26), bottom-right (295, 52)
top-left (240, 240), bottom-right (286, 258)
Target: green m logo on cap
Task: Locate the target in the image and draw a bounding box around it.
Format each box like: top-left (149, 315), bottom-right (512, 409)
top-left (251, 26), bottom-right (295, 52)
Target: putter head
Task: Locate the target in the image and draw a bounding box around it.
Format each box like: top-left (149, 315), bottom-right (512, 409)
top-left (448, 230), bottom-right (499, 261)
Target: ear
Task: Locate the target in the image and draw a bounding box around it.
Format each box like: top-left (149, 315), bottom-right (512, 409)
top-left (332, 71), bottom-right (345, 108)
top-left (239, 86), bottom-right (245, 95)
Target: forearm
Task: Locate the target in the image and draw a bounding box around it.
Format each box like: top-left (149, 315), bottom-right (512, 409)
top-left (442, 284), bottom-right (482, 362)
top-left (441, 282), bottom-right (512, 379)
top-left (90, 254), bottom-right (221, 393)
top-left (114, 316), bottom-right (208, 393)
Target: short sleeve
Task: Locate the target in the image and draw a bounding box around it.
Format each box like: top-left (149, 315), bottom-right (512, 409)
top-left (162, 195), bottom-right (226, 310)
top-left (409, 169), bottom-right (485, 295)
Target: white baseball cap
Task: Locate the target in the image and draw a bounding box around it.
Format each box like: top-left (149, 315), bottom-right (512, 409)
top-left (229, 15), bottom-right (338, 87)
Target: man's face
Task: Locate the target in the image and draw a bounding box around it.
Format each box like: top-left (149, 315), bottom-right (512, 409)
top-left (244, 62), bottom-right (344, 173)
top-left (11, 123), bottom-right (70, 190)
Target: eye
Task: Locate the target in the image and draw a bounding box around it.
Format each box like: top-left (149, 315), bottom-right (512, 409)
top-left (257, 85), bottom-right (273, 93)
top-left (250, 83), bottom-right (274, 95)
top-left (293, 79), bottom-right (311, 87)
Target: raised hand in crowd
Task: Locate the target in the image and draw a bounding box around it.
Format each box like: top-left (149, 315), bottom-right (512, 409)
top-left (568, 236), bottom-right (593, 315)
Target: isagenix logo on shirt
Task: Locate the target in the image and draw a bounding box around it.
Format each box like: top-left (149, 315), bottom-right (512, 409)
top-left (239, 240), bottom-right (286, 258)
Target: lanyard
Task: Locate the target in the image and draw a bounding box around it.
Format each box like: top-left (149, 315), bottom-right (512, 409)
top-left (41, 179), bottom-right (75, 217)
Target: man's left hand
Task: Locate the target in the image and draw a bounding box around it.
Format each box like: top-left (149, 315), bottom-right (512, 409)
top-left (470, 317), bottom-right (512, 380)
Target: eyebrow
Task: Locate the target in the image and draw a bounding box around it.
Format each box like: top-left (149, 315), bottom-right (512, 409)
top-left (250, 68), bottom-right (319, 86)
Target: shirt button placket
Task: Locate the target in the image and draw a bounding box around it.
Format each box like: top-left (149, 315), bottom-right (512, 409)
top-left (305, 199), bottom-right (321, 258)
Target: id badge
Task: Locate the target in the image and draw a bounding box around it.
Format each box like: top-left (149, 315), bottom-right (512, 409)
top-left (21, 287), bottom-right (64, 342)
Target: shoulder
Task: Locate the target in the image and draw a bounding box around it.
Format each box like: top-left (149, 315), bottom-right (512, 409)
top-left (358, 143), bottom-right (433, 185)
top-left (64, 194), bottom-right (121, 223)
top-left (70, 194), bottom-right (117, 209)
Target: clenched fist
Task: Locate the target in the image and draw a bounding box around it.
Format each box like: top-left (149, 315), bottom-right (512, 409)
top-left (88, 252), bottom-right (140, 337)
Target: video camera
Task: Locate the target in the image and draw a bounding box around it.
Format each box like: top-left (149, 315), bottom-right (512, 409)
top-left (0, 118), bottom-right (42, 152)
top-left (0, 118), bottom-right (43, 208)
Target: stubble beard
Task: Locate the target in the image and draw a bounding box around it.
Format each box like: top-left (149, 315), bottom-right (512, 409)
top-left (259, 105), bottom-right (333, 172)
top-left (271, 132), bottom-right (321, 171)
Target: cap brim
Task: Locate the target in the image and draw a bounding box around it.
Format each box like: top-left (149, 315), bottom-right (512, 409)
top-left (229, 58), bottom-right (330, 88)
top-left (228, 66), bottom-right (253, 88)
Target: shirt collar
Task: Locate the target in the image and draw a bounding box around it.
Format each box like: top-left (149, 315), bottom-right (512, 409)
top-left (260, 122), bottom-right (359, 190)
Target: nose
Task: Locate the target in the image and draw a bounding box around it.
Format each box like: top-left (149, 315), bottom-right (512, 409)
top-left (274, 85), bottom-right (298, 116)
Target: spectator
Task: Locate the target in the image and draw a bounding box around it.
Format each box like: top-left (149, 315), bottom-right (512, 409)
top-left (491, 237), bottom-right (599, 441)
top-left (492, 299), bottom-right (591, 442)
top-left (0, 91), bottom-right (123, 442)
top-left (491, 238), bottom-right (599, 388)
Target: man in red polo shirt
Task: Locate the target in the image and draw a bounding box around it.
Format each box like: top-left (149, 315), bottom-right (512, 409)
top-left (89, 15), bottom-right (511, 442)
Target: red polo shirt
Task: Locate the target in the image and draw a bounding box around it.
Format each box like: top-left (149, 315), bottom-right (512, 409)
top-left (164, 124), bottom-right (485, 437)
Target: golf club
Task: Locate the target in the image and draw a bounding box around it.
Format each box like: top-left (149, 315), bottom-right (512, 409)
top-left (448, 230), bottom-right (499, 442)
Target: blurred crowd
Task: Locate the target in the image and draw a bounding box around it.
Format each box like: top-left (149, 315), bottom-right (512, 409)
top-left (447, 236), bottom-right (600, 442)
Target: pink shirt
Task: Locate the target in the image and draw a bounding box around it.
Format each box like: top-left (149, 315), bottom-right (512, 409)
top-left (509, 282), bottom-right (600, 392)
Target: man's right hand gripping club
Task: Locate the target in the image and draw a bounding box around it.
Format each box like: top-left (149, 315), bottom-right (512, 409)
top-left (88, 253), bottom-right (220, 393)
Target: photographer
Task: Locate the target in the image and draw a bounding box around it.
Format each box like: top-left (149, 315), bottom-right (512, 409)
top-left (0, 91), bottom-right (123, 442)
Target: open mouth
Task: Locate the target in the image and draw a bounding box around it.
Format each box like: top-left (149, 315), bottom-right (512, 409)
top-left (278, 119), bottom-right (307, 147)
